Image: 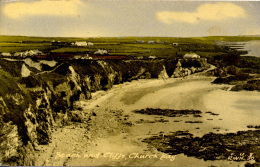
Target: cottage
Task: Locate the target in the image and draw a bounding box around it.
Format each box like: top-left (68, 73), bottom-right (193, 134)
top-left (183, 53), bottom-right (200, 59)
top-left (94, 49), bottom-right (108, 55)
top-left (1, 52), bottom-right (11, 57)
top-left (148, 56), bottom-right (157, 59)
top-left (75, 41), bottom-right (88, 46)
top-left (148, 40), bottom-right (155, 44)
top-left (87, 42), bottom-right (94, 46)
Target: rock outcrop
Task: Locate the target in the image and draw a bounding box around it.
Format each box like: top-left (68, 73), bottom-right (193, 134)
top-left (171, 58), bottom-right (210, 78)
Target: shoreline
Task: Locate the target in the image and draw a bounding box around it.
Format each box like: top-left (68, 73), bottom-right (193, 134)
top-left (36, 71), bottom-right (260, 166)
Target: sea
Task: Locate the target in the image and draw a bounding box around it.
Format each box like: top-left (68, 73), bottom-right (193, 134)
top-left (216, 40), bottom-right (260, 57)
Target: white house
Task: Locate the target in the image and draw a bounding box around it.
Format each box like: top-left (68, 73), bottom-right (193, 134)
top-left (94, 49), bottom-right (108, 55)
top-left (75, 41), bottom-right (88, 46)
top-left (1, 52), bottom-right (11, 57)
top-left (87, 42), bottom-right (94, 46)
top-left (148, 56), bottom-right (157, 59)
top-left (183, 53), bottom-right (200, 59)
top-left (148, 40), bottom-right (155, 44)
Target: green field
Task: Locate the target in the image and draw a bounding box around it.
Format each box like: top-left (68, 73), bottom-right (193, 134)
top-left (1, 35), bottom-right (260, 58)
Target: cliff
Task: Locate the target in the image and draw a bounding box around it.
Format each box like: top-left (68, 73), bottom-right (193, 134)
top-left (0, 58), bottom-right (209, 166)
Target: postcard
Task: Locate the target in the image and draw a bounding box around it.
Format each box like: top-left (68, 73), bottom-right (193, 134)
top-left (0, 0), bottom-right (259, 166)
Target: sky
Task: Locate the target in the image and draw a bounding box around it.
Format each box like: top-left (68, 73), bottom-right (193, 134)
top-left (0, 0), bottom-right (260, 37)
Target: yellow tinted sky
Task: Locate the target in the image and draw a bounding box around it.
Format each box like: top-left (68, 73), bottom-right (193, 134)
top-left (0, 0), bottom-right (260, 37)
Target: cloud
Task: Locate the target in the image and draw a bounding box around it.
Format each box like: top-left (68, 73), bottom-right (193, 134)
top-left (3, 0), bottom-right (82, 18)
top-left (244, 28), bottom-right (260, 36)
top-left (157, 2), bottom-right (247, 24)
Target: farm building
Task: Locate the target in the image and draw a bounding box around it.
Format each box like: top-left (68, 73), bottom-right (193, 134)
top-left (183, 53), bottom-right (200, 59)
top-left (87, 42), bottom-right (94, 46)
top-left (148, 56), bottom-right (157, 59)
top-left (1, 52), bottom-right (11, 57)
top-left (148, 40), bottom-right (155, 44)
top-left (94, 49), bottom-right (108, 55)
top-left (74, 41), bottom-right (88, 46)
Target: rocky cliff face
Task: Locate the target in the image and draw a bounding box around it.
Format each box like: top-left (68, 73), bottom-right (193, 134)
top-left (171, 58), bottom-right (210, 78)
top-left (0, 58), bottom-right (209, 166)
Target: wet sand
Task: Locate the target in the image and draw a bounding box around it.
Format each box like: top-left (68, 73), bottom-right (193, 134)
top-left (36, 71), bottom-right (260, 166)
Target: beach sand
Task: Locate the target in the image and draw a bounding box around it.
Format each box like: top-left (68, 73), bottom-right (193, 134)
top-left (36, 72), bottom-right (260, 166)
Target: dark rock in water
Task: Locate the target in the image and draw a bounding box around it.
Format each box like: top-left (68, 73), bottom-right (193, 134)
top-left (133, 108), bottom-right (202, 117)
top-left (247, 125), bottom-right (260, 129)
top-left (231, 80), bottom-right (260, 92)
top-left (143, 130), bottom-right (260, 162)
top-left (185, 121), bottom-right (203, 123)
top-left (193, 114), bottom-right (202, 117)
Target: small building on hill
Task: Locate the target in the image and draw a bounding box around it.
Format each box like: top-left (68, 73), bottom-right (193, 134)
top-left (148, 56), bottom-right (157, 59)
top-left (74, 41), bottom-right (88, 46)
top-left (94, 49), bottom-right (108, 55)
top-left (183, 53), bottom-right (200, 59)
top-left (1, 52), bottom-right (11, 57)
top-left (87, 42), bottom-right (94, 46)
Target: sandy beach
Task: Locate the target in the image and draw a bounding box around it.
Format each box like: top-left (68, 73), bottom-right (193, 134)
top-left (36, 70), bottom-right (260, 166)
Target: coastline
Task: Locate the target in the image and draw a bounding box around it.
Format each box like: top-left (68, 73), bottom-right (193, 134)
top-left (35, 71), bottom-right (260, 166)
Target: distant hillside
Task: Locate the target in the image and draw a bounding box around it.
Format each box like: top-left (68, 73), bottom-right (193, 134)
top-left (0, 35), bottom-right (258, 59)
top-left (1, 35), bottom-right (260, 43)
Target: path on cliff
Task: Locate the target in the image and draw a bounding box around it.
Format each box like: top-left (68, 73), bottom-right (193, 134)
top-left (36, 65), bottom-right (250, 166)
